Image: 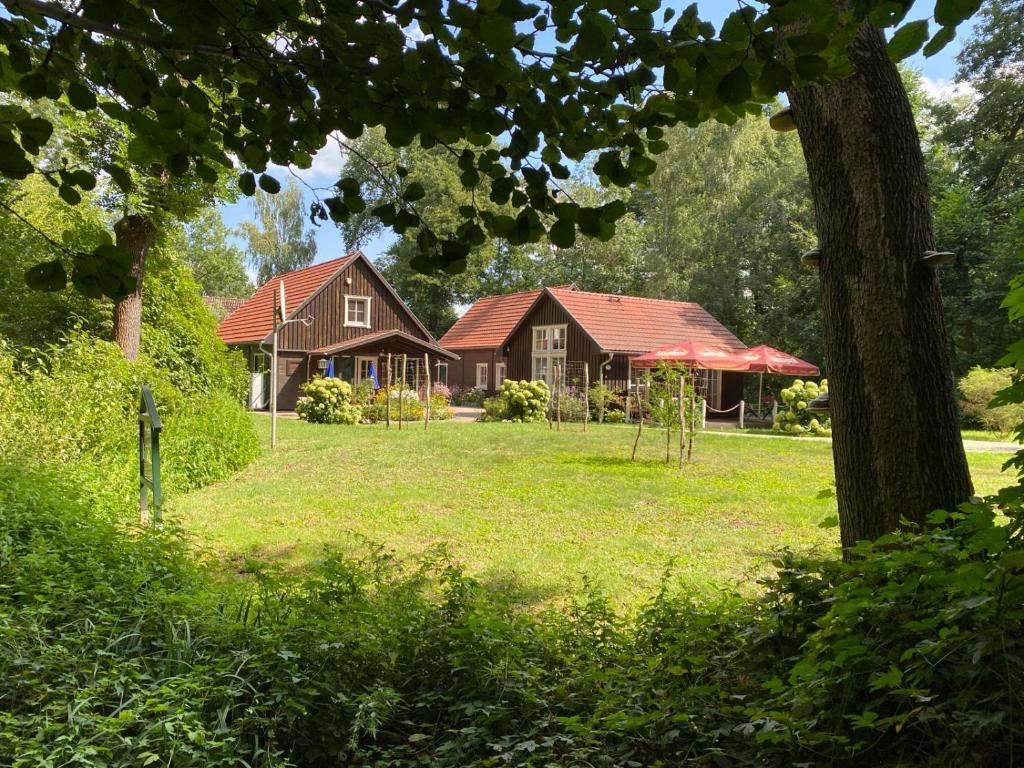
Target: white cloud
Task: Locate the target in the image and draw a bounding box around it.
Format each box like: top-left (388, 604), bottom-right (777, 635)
top-left (920, 75), bottom-right (977, 103)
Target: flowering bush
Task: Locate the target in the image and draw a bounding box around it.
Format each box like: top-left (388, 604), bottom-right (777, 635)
top-left (450, 385), bottom-right (486, 406)
top-left (483, 379), bottom-right (550, 422)
top-left (295, 376), bottom-right (362, 425)
top-left (773, 378), bottom-right (830, 436)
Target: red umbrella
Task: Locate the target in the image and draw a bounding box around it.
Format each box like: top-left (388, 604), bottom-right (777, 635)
top-left (737, 345), bottom-right (820, 376)
top-left (737, 345), bottom-right (820, 412)
top-left (631, 340), bottom-right (752, 371)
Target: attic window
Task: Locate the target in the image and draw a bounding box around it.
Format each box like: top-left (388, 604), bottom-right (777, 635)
top-left (345, 295), bottom-right (371, 328)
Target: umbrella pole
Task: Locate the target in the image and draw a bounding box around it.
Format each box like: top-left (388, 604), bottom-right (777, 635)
top-left (757, 373), bottom-right (763, 418)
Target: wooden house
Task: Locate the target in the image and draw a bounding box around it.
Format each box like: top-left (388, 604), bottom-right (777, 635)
top-left (218, 251), bottom-right (458, 410)
top-left (441, 286), bottom-right (746, 410)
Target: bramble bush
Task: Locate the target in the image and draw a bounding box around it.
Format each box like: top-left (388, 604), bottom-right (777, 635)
top-left (296, 376), bottom-right (363, 424)
top-left (774, 378), bottom-right (831, 436)
top-left (483, 379), bottom-right (550, 422)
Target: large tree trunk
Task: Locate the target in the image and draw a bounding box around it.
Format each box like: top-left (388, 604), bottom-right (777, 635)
top-left (112, 214), bottom-right (156, 361)
top-left (788, 24), bottom-right (973, 550)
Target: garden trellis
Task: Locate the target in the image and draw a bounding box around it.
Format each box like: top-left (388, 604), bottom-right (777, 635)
top-left (383, 352), bottom-right (436, 430)
top-left (547, 360), bottom-right (589, 431)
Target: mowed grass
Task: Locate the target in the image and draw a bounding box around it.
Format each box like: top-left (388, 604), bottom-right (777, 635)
top-left (171, 416), bottom-right (1014, 607)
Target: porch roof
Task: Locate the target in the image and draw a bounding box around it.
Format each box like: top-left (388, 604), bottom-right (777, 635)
top-left (311, 330), bottom-right (459, 360)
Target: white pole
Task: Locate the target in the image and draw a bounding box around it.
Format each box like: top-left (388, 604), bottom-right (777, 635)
top-left (739, 399), bottom-right (745, 430)
top-left (270, 316), bottom-right (279, 449)
top-left (701, 398), bottom-right (707, 429)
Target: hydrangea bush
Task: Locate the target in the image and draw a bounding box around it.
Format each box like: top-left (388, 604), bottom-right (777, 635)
top-left (774, 378), bottom-right (831, 437)
top-left (295, 377), bottom-right (362, 425)
top-left (484, 379), bottom-right (550, 422)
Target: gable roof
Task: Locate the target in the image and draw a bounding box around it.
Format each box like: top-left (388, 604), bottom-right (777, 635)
top-left (504, 287), bottom-right (745, 354)
top-left (218, 254), bottom-right (357, 345)
top-left (438, 288), bottom-right (544, 349)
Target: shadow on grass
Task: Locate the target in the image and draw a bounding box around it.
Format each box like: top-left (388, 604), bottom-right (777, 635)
top-left (558, 454), bottom-right (684, 472)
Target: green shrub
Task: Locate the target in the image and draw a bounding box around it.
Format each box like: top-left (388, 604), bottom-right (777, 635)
top-left (450, 385), bottom-right (485, 406)
top-left (773, 378), bottom-right (831, 436)
top-left (484, 379), bottom-right (550, 422)
top-left (0, 334), bottom-right (258, 515)
top-left (604, 409), bottom-right (626, 424)
top-left (296, 376), bottom-right (363, 424)
top-left (959, 366), bottom-right (1024, 434)
top-left (588, 381), bottom-right (623, 422)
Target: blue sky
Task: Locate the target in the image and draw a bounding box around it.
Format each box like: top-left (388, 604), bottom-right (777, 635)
top-left (219, 1), bottom-right (975, 269)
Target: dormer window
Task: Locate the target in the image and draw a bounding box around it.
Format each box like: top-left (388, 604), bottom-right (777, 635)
top-left (344, 295), bottom-right (371, 328)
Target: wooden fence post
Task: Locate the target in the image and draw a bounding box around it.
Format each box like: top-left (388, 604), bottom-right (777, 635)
top-left (583, 362), bottom-right (589, 433)
top-left (399, 354), bottom-right (407, 429)
top-left (678, 374), bottom-right (686, 468)
top-left (386, 352), bottom-right (392, 429)
top-left (424, 353), bottom-right (430, 431)
top-left (631, 389), bottom-right (644, 462)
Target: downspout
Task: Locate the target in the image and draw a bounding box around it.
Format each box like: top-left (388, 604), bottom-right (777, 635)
top-left (599, 351), bottom-right (614, 387)
top-left (258, 340), bottom-right (273, 410)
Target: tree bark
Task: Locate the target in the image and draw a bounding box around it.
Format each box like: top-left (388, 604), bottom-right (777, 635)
top-left (112, 214), bottom-right (157, 361)
top-left (788, 24), bottom-right (973, 550)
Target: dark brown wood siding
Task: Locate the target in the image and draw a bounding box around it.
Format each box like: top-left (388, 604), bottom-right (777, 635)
top-left (505, 294), bottom-right (606, 384)
top-left (445, 348), bottom-right (507, 393)
top-left (277, 258), bottom-right (429, 350)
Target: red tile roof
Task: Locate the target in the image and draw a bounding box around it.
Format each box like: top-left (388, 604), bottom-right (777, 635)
top-left (439, 288), bottom-right (543, 349)
top-left (544, 288), bottom-right (745, 353)
top-left (217, 254), bottom-right (357, 344)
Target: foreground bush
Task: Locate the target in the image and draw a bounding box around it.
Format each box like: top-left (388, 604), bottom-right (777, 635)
top-left (960, 366), bottom-right (1024, 433)
top-left (296, 376), bottom-right (363, 424)
top-left (2, 458), bottom-right (1021, 767)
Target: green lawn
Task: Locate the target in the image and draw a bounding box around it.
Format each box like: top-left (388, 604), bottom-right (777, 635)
top-left (170, 417), bottom-right (1014, 607)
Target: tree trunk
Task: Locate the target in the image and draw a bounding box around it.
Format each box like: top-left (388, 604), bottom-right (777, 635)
top-left (112, 214), bottom-right (157, 361)
top-left (788, 24), bottom-right (973, 550)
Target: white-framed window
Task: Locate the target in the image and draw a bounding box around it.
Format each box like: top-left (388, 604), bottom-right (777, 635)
top-left (250, 350), bottom-right (267, 373)
top-left (531, 324), bottom-right (567, 386)
top-left (344, 295), bottom-right (371, 328)
top-left (355, 355), bottom-right (377, 384)
top-left (476, 363), bottom-right (489, 390)
top-left (435, 361), bottom-right (448, 386)
top-left (495, 362), bottom-right (506, 387)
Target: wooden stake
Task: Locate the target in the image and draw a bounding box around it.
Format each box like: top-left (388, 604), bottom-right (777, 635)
top-left (555, 364), bottom-right (561, 431)
top-left (583, 362), bottom-right (589, 433)
top-left (686, 394), bottom-right (695, 462)
top-left (399, 354), bottom-right (407, 429)
top-left (424, 353), bottom-right (430, 431)
top-left (386, 352), bottom-right (392, 429)
top-left (678, 374), bottom-right (686, 468)
top-left (631, 389), bottom-right (644, 462)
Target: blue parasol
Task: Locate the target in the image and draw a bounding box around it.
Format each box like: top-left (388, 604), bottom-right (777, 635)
top-left (368, 361), bottom-right (380, 389)
top-left (324, 358), bottom-right (335, 377)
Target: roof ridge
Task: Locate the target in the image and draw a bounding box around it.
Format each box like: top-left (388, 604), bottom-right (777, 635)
top-left (266, 252), bottom-right (356, 283)
top-left (550, 287), bottom-right (700, 307)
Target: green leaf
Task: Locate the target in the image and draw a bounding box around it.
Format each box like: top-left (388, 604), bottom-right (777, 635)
top-left (794, 55), bottom-right (829, 80)
top-left (477, 0), bottom-right (502, 10)
top-left (887, 20), bottom-right (929, 62)
top-left (934, 0), bottom-right (982, 27)
top-left (238, 171), bottom-right (257, 196)
top-left (19, 72), bottom-right (48, 100)
top-left (58, 184), bottom-right (81, 205)
top-left (576, 15), bottom-right (611, 58)
top-left (115, 68), bottom-right (148, 106)
top-left (402, 182), bottom-right (425, 202)
top-left (166, 152), bottom-right (190, 176)
top-left (24, 259), bottom-right (67, 292)
top-left (479, 13), bottom-right (517, 49)
top-left (460, 168), bottom-right (481, 188)
top-left (923, 26), bottom-right (957, 57)
top-left (67, 82), bottom-right (98, 111)
top-left (758, 59), bottom-right (792, 94)
top-left (105, 163), bottom-right (132, 193)
top-left (716, 67), bottom-right (751, 105)
top-left (787, 32), bottom-right (829, 55)
top-left (68, 169), bottom-right (96, 190)
top-left (549, 218), bottom-right (575, 248)
top-left (195, 162), bottom-right (218, 183)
